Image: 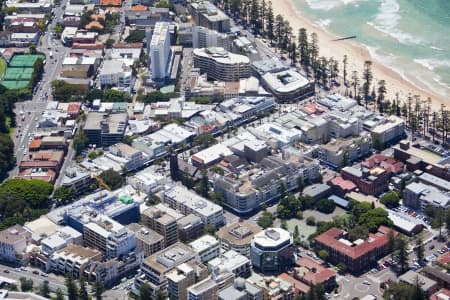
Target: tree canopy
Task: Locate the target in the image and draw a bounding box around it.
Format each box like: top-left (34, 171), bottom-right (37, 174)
top-left (125, 30), bottom-right (145, 43)
top-left (316, 198), bottom-right (336, 214)
top-left (99, 169), bottom-right (125, 190)
top-left (0, 179), bottom-right (53, 229)
top-left (257, 211), bottom-right (273, 229)
top-left (380, 191), bottom-right (400, 208)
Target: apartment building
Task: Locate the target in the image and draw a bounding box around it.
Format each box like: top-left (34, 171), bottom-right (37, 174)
top-left (177, 214), bottom-right (204, 242)
top-left (127, 223), bottom-right (164, 257)
top-left (193, 47), bottom-right (250, 82)
top-left (0, 225), bottom-right (31, 264)
top-left (141, 204), bottom-right (182, 247)
top-left (188, 1), bottom-right (230, 33)
top-left (83, 215), bottom-right (136, 259)
top-left (187, 278), bottom-right (219, 300)
top-left (98, 59), bottom-right (132, 89)
top-left (217, 221), bottom-right (262, 258)
top-left (192, 26), bottom-right (230, 50)
top-left (163, 185), bottom-right (225, 228)
top-left (189, 235), bottom-right (220, 263)
top-left (166, 261), bottom-right (208, 300)
top-left (208, 250), bottom-right (252, 279)
top-left (149, 22), bottom-right (171, 80)
top-left (136, 242), bottom-right (196, 295)
top-left (83, 112), bottom-right (128, 147)
top-left (48, 244), bottom-right (102, 278)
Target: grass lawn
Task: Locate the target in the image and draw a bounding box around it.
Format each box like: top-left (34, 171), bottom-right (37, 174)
top-left (0, 58), bottom-right (6, 78)
top-left (286, 218), bottom-right (316, 240)
top-left (5, 116), bottom-right (14, 134)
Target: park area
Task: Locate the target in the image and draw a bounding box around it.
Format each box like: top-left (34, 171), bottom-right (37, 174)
top-left (1, 54), bottom-right (45, 89)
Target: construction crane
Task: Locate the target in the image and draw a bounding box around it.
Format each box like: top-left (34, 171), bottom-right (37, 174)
top-left (95, 176), bottom-right (112, 192)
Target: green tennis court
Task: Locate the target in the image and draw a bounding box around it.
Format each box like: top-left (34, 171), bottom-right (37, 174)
top-left (0, 81), bottom-right (29, 89)
top-left (9, 54), bottom-right (45, 68)
top-left (3, 67), bottom-right (34, 81)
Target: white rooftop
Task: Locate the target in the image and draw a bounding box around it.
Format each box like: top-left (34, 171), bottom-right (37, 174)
top-left (252, 228), bottom-right (291, 248)
top-left (189, 235), bottom-right (219, 253)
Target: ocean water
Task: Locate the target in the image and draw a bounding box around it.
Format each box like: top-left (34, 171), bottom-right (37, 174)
top-left (292, 0), bottom-right (450, 100)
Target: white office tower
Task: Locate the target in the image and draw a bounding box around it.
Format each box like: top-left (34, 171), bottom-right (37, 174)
top-left (150, 22), bottom-right (171, 80)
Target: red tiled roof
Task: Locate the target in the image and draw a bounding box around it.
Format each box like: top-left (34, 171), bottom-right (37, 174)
top-left (436, 252), bottom-right (450, 265)
top-left (17, 169), bottom-right (56, 183)
top-left (29, 138), bottom-right (42, 149)
top-left (90, 13), bottom-right (106, 21)
top-left (315, 226), bottom-right (397, 260)
top-left (72, 42), bottom-right (104, 49)
top-left (430, 288), bottom-right (450, 300)
top-left (113, 42), bottom-right (143, 49)
top-left (278, 273), bottom-right (310, 295)
top-left (100, 0), bottom-right (122, 6)
top-left (19, 161), bottom-right (58, 168)
top-left (131, 4), bottom-right (147, 11)
top-left (295, 257), bottom-right (336, 285)
top-left (85, 21), bottom-right (104, 30)
top-left (105, 7), bottom-right (120, 13)
top-left (329, 176), bottom-right (356, 191)
top-left (67, 103), bottom-right (81, 115)
top-left (362, 154), bottom-right (404, 174)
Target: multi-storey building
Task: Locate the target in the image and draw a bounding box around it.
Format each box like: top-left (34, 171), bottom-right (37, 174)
top-left (187, 278), bottom-right (219, 300)
top-left (192, 26), bottom-right (230, 50)
top-left (83, 215), bottom-right (136, 259)
top-left (213, 156), bottom-right (320, 214)
top-left (141, 204), bottom-right (182, 247)
top-left (166, 261), bottom-right (208, 300)
top-left (98, 59), bottom-right (132, 89)
top-left (48, 244), bottom-right (102, 278)
top-left (188, 1), bottom-right (230, 33)
top-left (127, 223), bottom-right (164, 257)
top-left (193, 47), bottom-right (250, 82)
top-left (251, 228), bottom-right (294, 273)
top-left (107, 143), bottom-right (148, 172)
top-left (135, 242), bottom-right (196, 295)
top-left (189, 235), bottom-right (220, 263)
top-left (369, 115), bottom-right (405, 147)
top-left (0, 225), bottom-right (31, 264)
top-left (341, 165), bottom-right (390, 196)
top-left (403, 182), bottom-right (450, 210)
top-left (217, 221), bottom-right (262, 258)
top-left (163, 185), bottom-right (225, 228)
top-left (83, 112), bottom-right (128, 147)
top-left (314, 226), bottom-right (397, 274)
top-left (150, 21), bottom-right (171, 80)
top-left (177, 214), bottom-right (204, 242)
top-left (252, 58), bottom-right (314, 102)
top-left (208, 250), bottom-right (252, 279)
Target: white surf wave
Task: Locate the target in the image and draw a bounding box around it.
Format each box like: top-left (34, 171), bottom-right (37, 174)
top-left (413, 58), bottom-right (450, 71)
top-left (367, 0), bottom-right (422, 45)
top-left (305, 0), bottom-right (367, 11)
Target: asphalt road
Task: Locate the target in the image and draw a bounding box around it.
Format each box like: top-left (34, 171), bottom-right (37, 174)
top-left (10, 0), bottom-right (70, 178)
top-left (0, 265), bottom-right (66, 293)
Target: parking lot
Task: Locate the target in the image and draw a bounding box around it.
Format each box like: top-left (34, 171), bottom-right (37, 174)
top-left (338, 273), bottom-right (382, 299)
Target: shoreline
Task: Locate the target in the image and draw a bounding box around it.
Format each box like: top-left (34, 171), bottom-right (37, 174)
top-left (274, 0), bottom-right (449, 111)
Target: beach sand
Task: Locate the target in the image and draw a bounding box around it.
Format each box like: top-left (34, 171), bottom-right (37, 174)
top-left (274, 0), bottom-right (448, 111)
